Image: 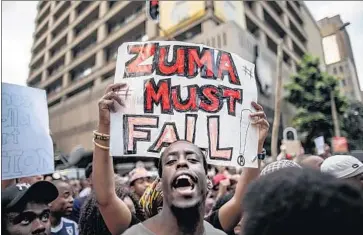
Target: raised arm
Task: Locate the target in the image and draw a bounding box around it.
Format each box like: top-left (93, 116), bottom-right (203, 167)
top-left (93, 83), bottom-right (133, 235)
top-left (218, 102), bottom-right (269, 232)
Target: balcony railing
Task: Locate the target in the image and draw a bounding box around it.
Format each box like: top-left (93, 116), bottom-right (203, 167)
top-left (72, 67), bottom-right (93, 82)
top-left (74, 20), bottom-right (98, 37)
top-left (49, 65), bottom-right (65, 77)
top-left (50, 44), bottom-right (67, 58)
top-left (73, 42), bottom-right (97, 59)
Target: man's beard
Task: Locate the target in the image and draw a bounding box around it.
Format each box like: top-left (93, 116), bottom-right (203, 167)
top-left (171, 202), bottom-right (202, 234)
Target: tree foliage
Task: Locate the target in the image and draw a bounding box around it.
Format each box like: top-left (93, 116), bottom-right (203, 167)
top-left (285, 55), bottom-right (347, 152)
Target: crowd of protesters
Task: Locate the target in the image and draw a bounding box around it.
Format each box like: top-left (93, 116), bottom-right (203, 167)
top-left (2, 82), bottom-right (363, 235)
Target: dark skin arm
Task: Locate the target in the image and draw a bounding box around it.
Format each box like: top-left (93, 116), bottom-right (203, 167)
top-left (217, 102), bottom-right (269, 232)
top-left (93, 83), bottom-right (133, 235)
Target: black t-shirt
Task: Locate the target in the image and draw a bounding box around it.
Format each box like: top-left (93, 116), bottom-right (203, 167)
top-left (205, 210), bottom-right (235, 235)
top-left (129, 214), bottom-right (141, 228)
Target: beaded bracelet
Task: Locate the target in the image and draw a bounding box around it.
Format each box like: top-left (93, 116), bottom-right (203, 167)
top-left (93, 130), bottom-right (110, 141)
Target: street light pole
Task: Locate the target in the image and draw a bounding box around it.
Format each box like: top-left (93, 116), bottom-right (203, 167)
top-left (271, 40), bottom-right (284, 160)
top-left (331, 90), bottom-right (341, 137)
top-left (330, 21), bottom-right (350, 137)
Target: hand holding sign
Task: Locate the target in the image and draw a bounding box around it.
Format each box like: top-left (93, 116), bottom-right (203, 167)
top-left (98, 83), bottom-right (127, 128)
top-left (250, 102), bottom-right (270, 153)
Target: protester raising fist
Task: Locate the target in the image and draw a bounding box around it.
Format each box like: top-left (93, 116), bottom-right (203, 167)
top-left (93, 83), bottom-right (269, 235)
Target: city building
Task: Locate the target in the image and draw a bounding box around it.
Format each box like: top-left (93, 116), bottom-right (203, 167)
top-left (27, 1), bottom-right (325, 154)
top-left (318, 15), bottom-right (362, 102)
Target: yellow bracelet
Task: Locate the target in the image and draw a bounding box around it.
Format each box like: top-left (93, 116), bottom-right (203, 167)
top-left (93, 138), bottom-right (110, 150)
top-left (93, 130), bottom-right (110, 137)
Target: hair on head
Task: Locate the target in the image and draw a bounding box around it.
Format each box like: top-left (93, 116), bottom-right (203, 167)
top-left (157, 140), bottom-right (208, 177)
top-left (242, 167), bottom-right (363, 235)
top-left (79, 175), bottom-right (145, 235)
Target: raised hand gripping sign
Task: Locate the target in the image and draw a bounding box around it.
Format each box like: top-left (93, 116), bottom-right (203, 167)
top-left (110, 41), bottom-right (259, 168)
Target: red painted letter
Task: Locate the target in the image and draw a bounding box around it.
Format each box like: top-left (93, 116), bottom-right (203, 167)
top-left (207, 116), bottom-right (233, 161)
top-left (144, 78), bottom-right (172, 113)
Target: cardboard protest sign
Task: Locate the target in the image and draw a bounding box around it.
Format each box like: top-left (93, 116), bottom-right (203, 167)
top-left (110, 41), bottom-right (259, 168)
top-left (282, 127), bottom-right (302, 157)
top-left (314, 136), bottom-right (325, 155)
top-left (1, 83), bottom-right (54, 180)
top-left (332, 136), bottom-right (348, 153)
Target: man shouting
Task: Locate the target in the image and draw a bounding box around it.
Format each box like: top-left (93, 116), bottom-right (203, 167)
top-left (93, 83), bottom-right (268, 235)
top-left (123, 140), bottom-right (226, 234)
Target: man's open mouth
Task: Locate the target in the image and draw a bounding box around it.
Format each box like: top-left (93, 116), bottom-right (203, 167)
top-left (172, 173), bottom-right (197, 192)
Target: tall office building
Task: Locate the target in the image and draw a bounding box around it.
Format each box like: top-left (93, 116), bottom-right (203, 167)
top-left (318, 15), bottom-right (362, 102)
top-left (27, 1), bottom-right (324, 153)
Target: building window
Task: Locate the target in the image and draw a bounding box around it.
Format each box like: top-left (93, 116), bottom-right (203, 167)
top-left (71, 67), bottom-right (93, 82)
top-left (46, 78), bottom-right (63, 96)
top-left (267, 36), bottom-right (277, 55)
top-left (283, 51), bottom-right (291, 66)
top-left (223, 32), bottom-right (227, 46)
top-left (102, 71), bottom-right (115, 81)
top-left (66, 81), bottom-right (94, 98)
top-left (333, 67), bottom-right (337, 74)
top-left (341, 79), bottom-right (346, 87)
top-left (339, 66), bottom-right (343, 73)
top-left (28, 75), bottom-right (42, 87)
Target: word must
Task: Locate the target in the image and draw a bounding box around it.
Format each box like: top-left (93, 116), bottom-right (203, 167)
top-left (144, 78), bottom-right (243, 116)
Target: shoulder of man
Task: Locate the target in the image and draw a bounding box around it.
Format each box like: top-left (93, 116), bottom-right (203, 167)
top-left (122, 223), bottom-right (155, 235)
top-left (203, 221), bottom-right (227, 235)
top-left (61, 218), bottom-right (79, 235)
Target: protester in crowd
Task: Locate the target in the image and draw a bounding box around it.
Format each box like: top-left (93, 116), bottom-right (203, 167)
top-left (140, 176), bottom-right (214, 219)
top-left (18, 175), bottom-right (44, 185)
top-left (49, 180), bottom-right (78, 235)
top-left (1, 175), bottom-right (45, 193)
top-left (139, 178), bottom-right (164, 219)
top-left (320, 154), bottom-right (363, 187)
top-left (78, 169), bottom-right (92, 198)
top-left (211, 173), bottom-right (238, 202)
top-left (241, 167), bottom-right (363, 235)
top-left (299, 155), bottom-right (324, 170)
top-left (69, 179), bottom-right (82, 197)
top-left (205, 194), bottom-right (216, 217)
top-left (129, 167), bottom-right (151, 199)
top-left (2, 179), bottom-right (16, 189)
top-left (260, 159), bottom-right (301, 176)
top-left (211, 193), bottom-right (240, 235)
top-left (79, 175), bottom-right (145, 235)
top-left (2, 181), bottom-right (58, 235)
top-left (320, 143), bottom-right (332, 159)
top-left (122, 140), bottom-right (226, 235)
top-left (44, 175), bottom-right (53, 182)
top-left (69, 164), bottom-right (93, 223)
top-left (276, 144), bottom-right (294, 160)
top-left (92, 83), bottom-right (269, 234)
